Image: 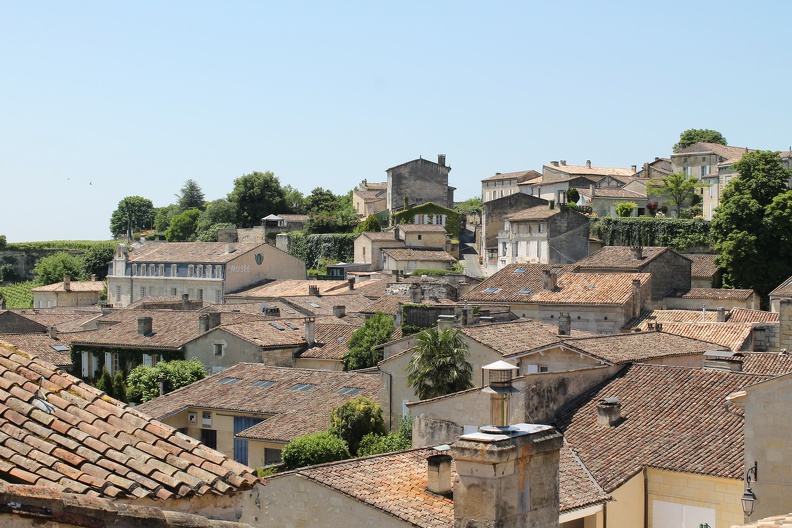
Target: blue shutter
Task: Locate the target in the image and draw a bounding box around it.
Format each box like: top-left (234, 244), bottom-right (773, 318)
top-left (233, 417), bottom-right (263, 466)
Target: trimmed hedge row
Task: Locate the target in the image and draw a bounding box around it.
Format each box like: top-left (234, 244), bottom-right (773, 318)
top-left (590, 217), bottom-right (711, 247)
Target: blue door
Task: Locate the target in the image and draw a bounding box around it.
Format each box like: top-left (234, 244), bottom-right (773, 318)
top-left (233, 417), bottom-right (263, 466)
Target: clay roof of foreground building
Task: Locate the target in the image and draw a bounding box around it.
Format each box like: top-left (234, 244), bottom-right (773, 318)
top-left (644, 322), bottom-right (755, 351)
top-left (0, 343), bottom-right (259, 500)
top-left (226, 279), bottom-right (386, 300)
top-left (505, 206), bottom-right (562, 221)
top-left (0, 332), bottom-right (91, 368)
top-left (560, 331), bottom-right (725, 364)
top-left (31, 280), bottom-right (105, 293)
top-left (670, 288), bottom-right (756, 301)
top-left (738, 352), bottom-right (792, 375)
top-left (727, 308), bottom-right (779, 323)
top-left (770, 275), bottom-right (792, 297)
top-left (673, 142), bottom-right (751, 163)
top-left (397, 224), bottom-right (448, 233)
top-left (381, 249), bottom-right (458, 263)
top-left (125, 242), bottom-right (265, 264)
top-left (543, 164), bottom-right (634, 178)
top-left (459, 319), bottom-right (597, 358)
top-left (482, 169), bottom-right (542, 182)
top-left (460, 264), bottom-right (574, 303)
top-left (555, 363), bottom-right (772, 493)
top-left (681, 254), bottom-right (720, 280)
top-left (574, 246), bottom-right (682, 271)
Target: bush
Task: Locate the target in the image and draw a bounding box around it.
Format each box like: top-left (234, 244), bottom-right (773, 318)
top-left (126, 358), bottom-right (206, 403)
top-left (0, 235), bottom-right (6, 249)
top-left (113, 370), bottom-right (127, 403)
top-left (282, 431), bottom-right (350, 469)
top-left (357, 431), bottom-right (411, 457)
top-left (343, 312), bottom-right (394, 371)
top-left (33, 252), bottom-right (86, 285)
top-left (95, 366), bottom-right (114, 398)
top-left (615, 202), bottom-right (637, 218)
top-left (329, 395), bottom-right (385, 455)
top-left (590, 217), bottom-right (711, 247)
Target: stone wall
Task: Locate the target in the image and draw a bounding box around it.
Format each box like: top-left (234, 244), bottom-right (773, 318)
top-left (385, 281), bottom-right (457, 301)
top-left (481, 193), bottom-right (548, 253)
top-left (0, 249), bottom-right (85, 282)
top-left (547, 206), bottom-right (590, 264)
top-left (387, 158), bottom-right (451, 210)
top-left (779, 300), bottom-right (792, 351)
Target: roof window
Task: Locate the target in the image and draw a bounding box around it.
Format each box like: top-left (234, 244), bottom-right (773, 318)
top-left (288, 383), bottom-right (316, 392)
top-left (218, 377), bottom-right (241, 384)
top-left (483, 288), bottom-right (501, 294)
top-left (251, 380), bottom-right (276, 388)
top-left (337, 387), bottom-right (363, 395)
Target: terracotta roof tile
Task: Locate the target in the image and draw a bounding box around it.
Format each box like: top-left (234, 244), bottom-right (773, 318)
top-left (727, 308), bottom-right (779, 323)
top-left (556, 364), bottom-right (772, 492)
top-left (0, 345), bottom-right (258, 500)
top-left (398, 224), bottom-right (448, 233)
top-left (681, 254), bottom-right (720, 279)
top-left (461, 264), bottom-right (573, 303)
top-left (460, 319), bottom-right (598, 358)
top-left (505, 206), bottom-right (562, 221)
top-left (648, 322), bottom-right (755, 351)
top-left (622, 309), bottom-right (719, 329)
top-left (739, 352), bottom-right (792, 375)
top-left (125, 241), bottom-right (265, 264)
top-left (31, 280), bottom-right (105, 293)
top-left (574, 246), bottom-right (678, 271)
top-left (227, 279), bottom-right (386, 299)
top-left (381, 248), bottom-right (457, 263)
top-left (562, 331), bottom-right (726, 363)
top-left (543, 164), bottom-right (634, 177)
top-left (672, 288), bottom-right (756, 301)
top-left (673, 142), bottom-right (751, 163)
top-left (482, 169), bottom-right (541, 182)
top-left (770, 275), bottom-right (792, 297)
top-left (137, 364), bottom-right (381, 444)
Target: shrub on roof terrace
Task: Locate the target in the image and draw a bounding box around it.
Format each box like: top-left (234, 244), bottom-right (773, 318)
top-left (282, 431), bottom-right (350, 469)
top-left (589, 216), bottom-right (711, 247)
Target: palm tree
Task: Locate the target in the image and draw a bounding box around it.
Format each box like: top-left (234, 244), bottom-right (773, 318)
top-left (405, 327), bottom-right (473, 400)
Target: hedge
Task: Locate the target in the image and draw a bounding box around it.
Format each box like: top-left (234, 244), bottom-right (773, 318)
top-left (590, 217), bottom-right (711, 247)
top-left (283, 233), bottom-right (356, 268)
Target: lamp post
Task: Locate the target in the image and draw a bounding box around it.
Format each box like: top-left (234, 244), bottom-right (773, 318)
top-left (741, 461), bottom-right (758, 518)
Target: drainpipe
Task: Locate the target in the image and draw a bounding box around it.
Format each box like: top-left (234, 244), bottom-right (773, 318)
top-left (644, 467), bottom-right (649, 528)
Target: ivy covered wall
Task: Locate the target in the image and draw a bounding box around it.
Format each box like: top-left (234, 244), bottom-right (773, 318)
top-left (283, 233), bottom-right (356, 269)
top-left (590, 217), bottom-right (711, 248)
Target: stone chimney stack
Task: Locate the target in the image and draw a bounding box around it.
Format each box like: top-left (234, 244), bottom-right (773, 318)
top-left (409, 283), bottom-right (423, 303)
top-left (542, 269), bottom-right (558, 291)
top-left (630, 246), bottom-right (643, 260)
top-left (596, 397), bottom-right (622, 427)
top-left (199, 312), bottom-right (221, 333)
top-left (137, 317), bottom-right (153, 336)
top-left (392, 269), bottom-right (400, 283)
top-left (589, 183), bottom-right (595, 198)
top-left (643, 162), bottom-right (649, 174)
top-left (438, 154), bottom-right (446, 167)
top-left (550, 161), bottom-right (559, 167)
top-left (182, 294), bottom-right (190, 310)
top-left (48, 326), bottom-right (58, 339)
top-left (558, 313), bottom-right (571, 336)
top-left (717, 307), bottom-right (727, 322)
top-left (308, 285), bottom-right (320, 296)
top-left (586, 160), bottom-right (592, 169)
top-left (304, 317), bottom-right (316, 346)
top-left (333, 305), bottom-right (346, 318)
top-left (631, 164), bottom-right (637, 173)
top-left (560, 160), bottom-right (566, 166)
top-left (632, 279), bottom-right (642, 318)
top-left (426, 454), bottom-right (453, 496)
top-left (63, 275), bottom-right (71, 292)
top-left (451, 425), bottom-right (562, 528)
top-left (348, 278), bottom-right (355, 290)
top-left (91, 274), bottom-right (97, 282)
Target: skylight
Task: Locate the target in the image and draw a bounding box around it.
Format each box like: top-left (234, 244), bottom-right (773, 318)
top-left (519, 289), bottom-right (533, 294)
top-left (218, 377), bottom-right (241, 384)
top-left (288, 383), bottom-right (316, 392)
top-left (337, 336), bottom-right (346, 342)
top-left (514, 268), bottom-right (526, 273)
top-left (308, 302), bottom-right (320, 308)
top-left (50, 344), bottom-right (69, 352)
top-left (251, 380), bottom-right (276, 388)
top-left (270, 322), bottom-right (286, 331)
top-left (336, 387), bottom-right (363, 396)
top-left (483, 288), bottom-right (501, 293)
top-left (285, 322), bottom-right (299, 330)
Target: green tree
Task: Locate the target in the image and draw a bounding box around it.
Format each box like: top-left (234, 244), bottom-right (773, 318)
top-left (647, 172), bottom-right (707, 217)
top-left (154, 204), bottom-right (180, 232)
top-left (81, 242), bottom-right (116, 280)
top-left (305, 189), bottom-right (358, 234)
top-left (228, 171), bottom-right (288, 228)
top-left (126, 359), bottom-right (206, 403)
top-left (113, 370), bottom-right (127, 403)
top-left (196, 222), bottom-right (237, 242)
top-left (281, 431), bottom-right (350, 470)
top-left (197, 199), bottom-right (237, 231)
top-left (329, 395), bottom-right (385, 455)
top-left (33, 252), bottom-right (86, 285)
top-left (283, 185), bottom-right (306, 214)
top-left (354, 214), bottom-right (381, 234)
top-left (166, 209), bottom-right (202, 241)
top-left (455, 197), bottom-right (483, 225)
top-left (406, 327), bottom-right (473, 400)
top-left (673, 129), bottom-right (728, 152)
top-left (110, 196), bottom-right (155, 239)
top-left (95, 366), bottom-right (114, 398)
top-left (566, 188), bottom-right (580, 205)
top-left (615, 201), bottom-right (637, 217)
top-left (343, 312), bottom-right (394, 370)
top-left (176, 179), bottom-right (206, 211)
top-left (712, 151), bottom-right (792, 302)
top-left (0, 235), bottom-right (6, 249)
top-left (357, 431), bottom-right (411, 457)
top-left (304, 187), bottom-right (340, 214)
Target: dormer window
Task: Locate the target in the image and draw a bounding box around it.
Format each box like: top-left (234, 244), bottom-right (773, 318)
top-left (171, 264), bottom-right (178, 276)
top-left (158, 264), bottom-right (165, 276)
top-left (188, 265), bottom-right (194, 277)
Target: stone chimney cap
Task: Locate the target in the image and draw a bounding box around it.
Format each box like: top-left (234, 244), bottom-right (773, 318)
top-left (482, 360), bottom-right (519, 371)
top-left (599, 397), bottom-right (620, 405)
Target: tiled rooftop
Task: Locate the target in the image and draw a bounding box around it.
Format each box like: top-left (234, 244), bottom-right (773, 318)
top-left (137, 364), bottom-right (381, 444)
top-left (31, 280), bottom-right (106, 293)
top-left (728, 308), bottom-right (779, 324)
top-left (673, 142), bottom-right (751, 163)
top-left (460, 319), bottom-right (597, 358)
top-left (646, 322), bottom-right (755, 351)
top-left (543, 164), bottom-right (634, 177)
top-left (125, 242), bottom-right (265, 264)
top-left (563, 331), bottom-right (726, 364)
top-left (673, 288), bottom-right (756, 301)
top-left (739, 352), bottom-right (792, 376)
top-left (381, 248), bottom-right (457, 262)
top-left (505, 205), bottom-right (561, 221)
top-left (460, 264), bottom-right (573, 303)
top-left (528, 272), bottom-right (651, 306)
top-left (556, 364), bottom-right (772, 492)
top-left (279, 294), bottom-right (375, 316)
top-left (623, 309), bottom-right (719, 329)
top-left (574, 246), bottom-right (677, 271)
top-left (770, 275), bottom-right (792, 297)
top-left (297, 323), bottom-right (359, 361)
top-left (0, 332), bottom-right (90, 368)
top-left (6, 308), bottom-right (103, 333)
top-left (0, 343), bottom-right (258, 499)
top-left (397, 224), bottom-right (448, 233)
top-left (481, 169), bottom-right (541, 182)
top-left (681, 254), bottom-right (720, 279)
top-left (227, 279), bottom-right (385, 300)
top-left (589, 187), bottom-right (646, 199)
top-left (359, 231), bottom-right (399, 241)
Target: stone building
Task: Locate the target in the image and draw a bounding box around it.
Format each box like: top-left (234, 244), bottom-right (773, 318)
top-left (31, 275), bottom-right (105, 308)
top-left (480, 169), bottom-right (541, 202)
top-left (496, 203), bottom-right (590, 270)
top-left (480, 192), bottom-right (548, 268)
top-left (352, 180), bottom-right (387, 218)
top-left (106, 241), bottom-right (306, 307)
top-left (385, 155), bottom-right (454, 212)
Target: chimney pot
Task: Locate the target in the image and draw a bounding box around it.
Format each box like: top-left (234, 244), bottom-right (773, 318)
top-left (91, 274), bottom-right (97, 282)
top-left (586, 160), bottom-right (592, 169)
top-left (630, 246), bottom-right (643, 260)
top-left (717, 307), bottom-right (727, 322)
top-left (304, 317), bottom-right (316, 346)
top-left (48, 326), bottom-right (58, 339)
top-left (560, 160), bottom-right (566, 166)
top-left (308, 285), bottom-right (320, 296)
top-left (137, 317), bottom-right (153, 336)
top-left (438, 154), bottom-right (446, 167)
top-left (551, 161), bottom-right (559, 167)
top-left (63, 275), bottom-right (71, 291)
top-left (392, 270), bottom-right (400, 283)
top-left (333, 305), bottom-right (346, 318)
top-left (182, 294), bottom-right (190, 310)
top-left (631, 165), bottom-right (637, 172)
top-left (426, 454), bottom-right (452, 496)
top-left (596, 397), bottom-right (621, 427)
top-left (348, 278), bottom-right (355, 290)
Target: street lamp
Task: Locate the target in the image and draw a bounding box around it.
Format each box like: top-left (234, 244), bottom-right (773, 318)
top-left (741, 461), bottom-right (758, 517)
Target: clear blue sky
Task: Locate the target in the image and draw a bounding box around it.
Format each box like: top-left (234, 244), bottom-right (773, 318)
top-left (2, 1), bottom-right (790, 242)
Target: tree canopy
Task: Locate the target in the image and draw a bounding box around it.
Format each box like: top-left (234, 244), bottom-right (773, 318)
top-left (647, 172), bottom-right (707, 217)
top-left (281, 431), bottom-right (350, 470)
top-left (354, 214), bottom-right (381, 234)
top-left (328, 395), bottom-right (385, 456)
top-left (405, 327), bottom-right (473, 400)
top-left (343, 312), bottom-right (394, 370)
top-left (711, 151), bottom-right (792, 302)
top-left (110, 196), bottom-right (155, 239)
top-left (176, 179), bottom-right (206, 211)
top-left (33, 252), bottom-right (86, 285)
top-left (227, 171), bottom-right (288, 228)
top-left (165, 209), bottom-right (202, 241)
top-left (673, 129), bottom-right (728, 152)
top-left (81, 242), bottom-right (117, 280)
top-left (126, 359), bottom-right (206, 403)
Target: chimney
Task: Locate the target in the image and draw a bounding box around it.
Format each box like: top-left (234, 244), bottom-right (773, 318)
top-left (438, 314), bottom-right (457, 331)
top-left (182, 294), bottom-right (190, 310)
top-left (717, 307), bottom-right (727, 322)
top-left (550, 161), bottom-right (559, 167)
top-left (137, 317), bottom-right (153, 336)
top-left (560, 160), bottom-right (566, 166)
top-left (542, 269), bottom-right (558, 291)
top-left (631, 165), bottom-right (637, 173)
top-left (596, 397), bottom-right (622, 427)
top-left (409, 283), bottom-right (423, 303)
top-left (348, 278), bottom-right (355, 290)
top-left (632, 279), bottom-right (642, 318)
top-left (392, 269), bottom-right (400, 283)
top-left (48, 326), bottom-right (58, 339)
top-left (630, 246), bottom-right (643, 260)
top-left (586, 160), bottom-right (592, 169)
top-left (304, 317), bottom-right (316, 346)
top-left (643, 162), bottom-right (649, 174)
top-left (558, 313), bottom-right (571, 336)
top-left (333, 305), bottom-right (346, 318)
top-left (91, 274), bottom-right (97, 282)
top-left (656, 322), bottom-right (663, 332)
top-left (199, 312), bottom-right (221, 332)
top-left (308, 285), bottom-right (320, 296)
top-left (438, 154), bottom-right (446, 167)
top-left (426, 454), bottom-right (452, 496)
top-left (225, 243), bottom-right (235, 254)
top-left (589, 183), bottom-right (595, 197)
top-left (63, 275), bottom-right (71, 291)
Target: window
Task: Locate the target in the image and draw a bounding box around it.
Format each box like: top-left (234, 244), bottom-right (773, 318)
top-left (198, 289), bottom-right (204, 301)
top-left (701, 165), bottom-right (709, 177)
top-left (188, 265), bottom-right (194, 277)
top-left (140, 286), bottom-right (147, 298)
top-left (264, 448), bottom-right (282, 465)
top-left (200, 429), bottom-right (217, 450)
top-left (171, 264), bottom-right (178, 276)
top-left (288, 383), bottom-right (316, 392)
top-left (538, 223), bottom-right (543, 233)
top-left (215, 265), bottom-right (223, 279)
top-left (251, 380), bottom-right (276, 388)
top-left (218, 377), bottom-right (241, 384)
top-left (337, 387), bottom-right (363, 395)
top-left (213, 343), bottom-right (224, 357)
top-left (159, 264), bottom-right (164, 276)
top-left (149, 264), bottom-right (155, 276)
top-left (684, 166), bottom-right (692, 176)
top-left (417, 234), bottom-right (422, 240)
